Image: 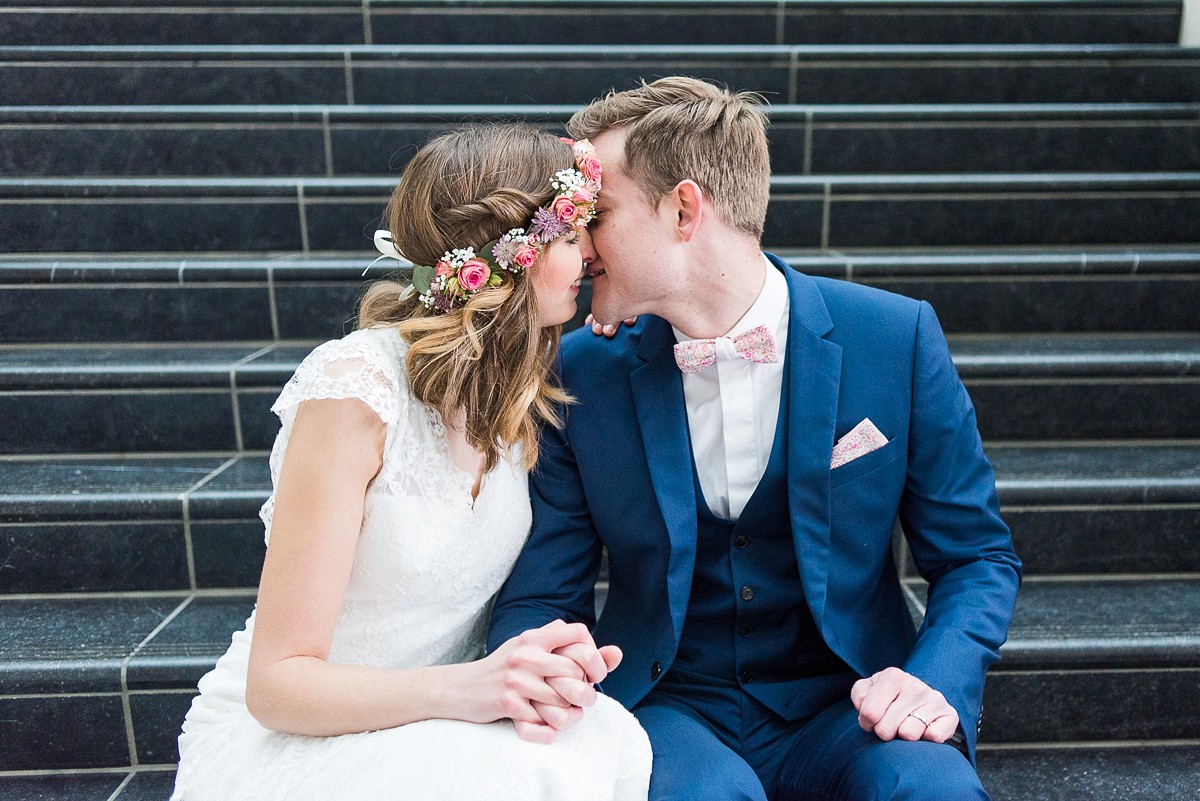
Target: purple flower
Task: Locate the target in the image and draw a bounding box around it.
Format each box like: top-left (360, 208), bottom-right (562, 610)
top-left (528, 208), bottom-right (570, 243)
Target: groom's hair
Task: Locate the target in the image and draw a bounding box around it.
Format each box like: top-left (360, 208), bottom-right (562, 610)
top-left (567, 76), bottom-right (770, 239)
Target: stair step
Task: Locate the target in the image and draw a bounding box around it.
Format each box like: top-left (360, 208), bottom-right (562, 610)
top-left (3, 578), bottom-right (1196, 770)
top-left (3, 44), bottom-right (1199, 106)
top-left (4, 103), bottom-right (1198, 177)
top-left (1, 173), bottom-right (1197, 254)
top-left (0, 335), bottom-right (1197, 457)
top-left (3, 443), bottom-right (1198, 594)
top-left (0, 1), bottom-right (1181, 47)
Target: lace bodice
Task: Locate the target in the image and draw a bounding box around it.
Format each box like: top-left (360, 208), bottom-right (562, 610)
top-left (249, 326), bottom-right (532, 671)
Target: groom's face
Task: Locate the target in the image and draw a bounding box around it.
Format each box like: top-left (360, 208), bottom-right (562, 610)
top-left (585, 129), bottom-right (671, 325)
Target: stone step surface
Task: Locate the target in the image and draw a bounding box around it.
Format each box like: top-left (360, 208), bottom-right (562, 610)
top-left (1, 578), bottom-right (1196, 772)
top-left (0, 334), bottom-right (1197, 457)
top-left (2, 443), bottom-right (1197, 594)
top-left (2, 173), bottom-right (1198, 254)
top-left (4, 103), bottom-right (1199, 177)
top-left (0, 0), bottom-right (1182, 46)
top-left (3, 44), bottom-right (1200, 106)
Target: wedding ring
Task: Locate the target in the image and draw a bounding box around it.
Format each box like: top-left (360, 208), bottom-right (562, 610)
top-left (908, 711), bottom-right (930, 726)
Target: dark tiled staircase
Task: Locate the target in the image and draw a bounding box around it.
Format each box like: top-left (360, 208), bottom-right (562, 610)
top-left (1, 2), bottom-right (1199, 798)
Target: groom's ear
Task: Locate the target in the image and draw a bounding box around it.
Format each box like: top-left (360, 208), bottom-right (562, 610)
top-left (671, 179), bottom-right (704, 242)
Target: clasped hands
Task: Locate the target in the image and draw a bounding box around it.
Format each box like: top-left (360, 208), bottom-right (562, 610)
top-left (483, 620), bottom-right (620, 744)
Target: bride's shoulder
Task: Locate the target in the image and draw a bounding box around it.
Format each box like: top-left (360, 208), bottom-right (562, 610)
top-left (274, 327), bottom-right (411, 425)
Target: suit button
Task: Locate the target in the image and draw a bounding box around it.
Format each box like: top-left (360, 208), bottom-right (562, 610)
top-left (738, 624), bottom-right (755, 637)
top-left (740, 586), bottom-right (754, 601)
top-left (740, 669), bottom-right (755, 684)
top-left (650, 661), bottom-right (662, 680)
top-left (734, 535), bottom-right (749, 549)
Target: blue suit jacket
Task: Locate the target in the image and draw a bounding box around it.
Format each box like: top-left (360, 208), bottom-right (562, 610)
top-left (488, 254), bottom-right (1022, 761)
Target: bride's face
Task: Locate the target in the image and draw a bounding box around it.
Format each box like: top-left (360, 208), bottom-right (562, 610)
top-left (531, 229), bottom-right (591, 328)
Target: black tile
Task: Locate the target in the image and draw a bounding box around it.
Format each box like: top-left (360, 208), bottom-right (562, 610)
top-left (827, 195), bottom-right (1200, 248)
top-left (0, 597), bottom-right (183, 694)
top-left (236, 345), bottom-right (317, 385)
top-left (0, 457), bottom-right (226, 523)
top-left (1004, 507), bottom-right (1200, 575)
top-left (371, 7), bottom-right (778, 46)
top-left (0, 695), bottom-right (129, 770)
top-left (304, 198), bottom-right (388, 252)
top-left (351, 63), bottom-right (790, 105)
top-left (948, 335), bottom-right (1200, 379)
top-left (967, 381), bottom-right (1200, 440)
top-left (117, 770), bottom-right (179, 801)
top-left (0, 10), bottom-right (364, 45)
top-left (789, 62), bottom-right (1200, 104)
top-left (237, 388), bottom-right (283, 451)
top-left (186, 457), bottom-right (271, 521)
top-left (273, 283), bottom-right (366, 340)
top-left (128, 596), bottom-right (255, 690)
top-left (0, 772), bottom-right (126, 801)
top-left (0, 286), bottom-right (273, 343)
top-left (0, 126), bottom-right (327, 177)
top-left (863, 277), bottom-right (1200, 333)
top-left (130, 691), bottom-right (196, 765)
top-left (0, 522), bottom-right (189, 594)
top-left (760, 197), bottom-right (824, 249)
top-left (0, 345), bottom-right (259, 390)
top-left (0, 65), bottom-right (347, 105)
top-left (982, 669), bottom-right (1200, 742)
top-left (0, 199), bottom-right (303, 253)
top-left (808, 123), bottom-right (1200, 174)
top-left (784, 10), bottom-right (1181, 45)
top-left (0, 391), bottom-right (238, 453)
top-left (192, 521), bottom-right (266, 589)
top-left (979, 745), bottom-right (1200, 801)
top-left (328, 124), bottom-right (461, 176)
top-left (989, 444), bottom-right (1200, 506)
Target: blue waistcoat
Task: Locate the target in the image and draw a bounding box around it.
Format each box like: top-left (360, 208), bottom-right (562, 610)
top-left (663, 354), bottom-right (857, 722)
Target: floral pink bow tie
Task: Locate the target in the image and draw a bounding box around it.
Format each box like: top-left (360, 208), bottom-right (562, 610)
top-left (673, 324), bottom-right (780, 374)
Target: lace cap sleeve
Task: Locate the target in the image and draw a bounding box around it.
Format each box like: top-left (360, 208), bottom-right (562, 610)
top-left (271, 328), bottom-right (405, 426)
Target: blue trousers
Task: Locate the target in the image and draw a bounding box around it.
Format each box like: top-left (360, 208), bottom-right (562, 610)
top-left (633, 681), bottom-right (989, 801)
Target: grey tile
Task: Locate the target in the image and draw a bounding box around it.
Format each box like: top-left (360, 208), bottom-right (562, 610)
top-left (760, 198), bottom-right (825, 249)
top-left (191, 521), bottom-right (266, 589)
top-left (0, 10), bottom-right (364, 45)
top-left (989, 444), bottom-right (1200, 505)
top-left (0, 345), bottom-right (260, 390)
top-left (0, 596), bottom-right (183, 693)
top-left (0, 772), bottom-right (126, 801)
top-left (0, 391), bottom-right (238, 453)
top-left (303, 198), bottom-right (388, 252)
top-left (0, 695), bottom-right (129, 770)
top-left (0, 522), bottom-right (189, 594)
top-left (979, 745), bottom-right (1200, 801)
top-left (273, 283), bottom-right (365, 340)
top-left (128, 596), bottom-right (255, 690)
top-left (130, 691), bottom-right (195, 765)
top-left (237, 388), bottom-right (283, 451)
top-left (187, 457), bottom-right (271, 521)
top-left (117, 771), bottom-right (179, 801)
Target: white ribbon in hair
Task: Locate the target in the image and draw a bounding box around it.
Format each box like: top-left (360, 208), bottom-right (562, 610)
top-left (363, 229), bottom-right (407, 275)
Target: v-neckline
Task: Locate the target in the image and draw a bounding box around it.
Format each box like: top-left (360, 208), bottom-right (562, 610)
top-left (427, 407), bottom-right (489, 508)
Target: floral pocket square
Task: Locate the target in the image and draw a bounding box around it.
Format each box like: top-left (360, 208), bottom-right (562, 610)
top-left (830, 418), bottom-right (889, 469)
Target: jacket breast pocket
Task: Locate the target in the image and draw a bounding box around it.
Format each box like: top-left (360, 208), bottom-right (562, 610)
top-left (829, 437), bottom-right (901, 489)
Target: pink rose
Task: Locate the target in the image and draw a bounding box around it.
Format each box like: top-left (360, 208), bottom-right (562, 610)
top-left (435, 260), bottom-right (453, 277)
top-left (514, 244), bottom-right (538, 269)
top-left (576, 155), bottom-right (602, 183)
top-left (456, 258), bottom-right (491, 291)
top-left (572, 186), bottom-right (595, 203)
top-left (560, 136), bottom-right (575, 145)
top-left (553, 197), bottom-right (578, 223)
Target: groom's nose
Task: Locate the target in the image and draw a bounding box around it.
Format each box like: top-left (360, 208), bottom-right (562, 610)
top-left (578, 226), bottom-right (598, 263)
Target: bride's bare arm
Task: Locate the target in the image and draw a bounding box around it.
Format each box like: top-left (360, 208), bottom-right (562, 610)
top-left (244, 397), bottom-right (597, 738)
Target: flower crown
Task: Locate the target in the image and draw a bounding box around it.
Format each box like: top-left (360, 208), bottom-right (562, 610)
top-left (372, 138), bottom-right (602, 314)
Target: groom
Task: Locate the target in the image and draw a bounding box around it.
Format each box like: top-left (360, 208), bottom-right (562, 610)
top-left (488, 77), bottom-right (1021, 800)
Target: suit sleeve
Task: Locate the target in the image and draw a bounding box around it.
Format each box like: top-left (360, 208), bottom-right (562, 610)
top-left (898, 301), bottom-right (1022, 760)
top-left (486, 405), bottom-right (605, 653)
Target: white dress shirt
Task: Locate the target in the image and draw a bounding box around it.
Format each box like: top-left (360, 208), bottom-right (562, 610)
top-left (673, 258), bottom-right (789, 521)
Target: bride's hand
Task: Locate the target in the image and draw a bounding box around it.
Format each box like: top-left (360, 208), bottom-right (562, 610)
top-left (458, 620), bottom-right (594, 734)
top-left (519, 643), bottom-right (624, 741)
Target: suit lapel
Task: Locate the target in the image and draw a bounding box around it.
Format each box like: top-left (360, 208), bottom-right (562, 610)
top-left (629, 316), bottom-right (698, 640)
top-left (770, 254), bottom-right (843, 631)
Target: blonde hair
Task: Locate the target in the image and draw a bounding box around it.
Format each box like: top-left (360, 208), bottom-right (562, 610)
top-left (357, 124), bottom-right (574, 472)
top-left (567, 76), bottom-right (770, 238)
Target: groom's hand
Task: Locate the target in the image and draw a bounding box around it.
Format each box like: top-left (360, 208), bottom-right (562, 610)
top-left (851, 667), bottom-right (959, 744)
top-left (521, 643), bottom-right (624, 740)
top-left (585, 313), bottom-right (638, 338)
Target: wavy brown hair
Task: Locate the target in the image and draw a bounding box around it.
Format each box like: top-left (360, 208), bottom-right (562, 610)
top-left (358, 124), bottom-right (574, 472)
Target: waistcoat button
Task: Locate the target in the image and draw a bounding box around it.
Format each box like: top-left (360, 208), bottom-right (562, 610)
top-left (734, 535), bottom-right (749, 549)
top-left (740, 669), bottom-right (755, 684)
top-left (738, 624), bottom-right (755, 637)
top-left (740, 586), bottom-right (754, 601)
top-left (650, 661), bottom-right (662, 680)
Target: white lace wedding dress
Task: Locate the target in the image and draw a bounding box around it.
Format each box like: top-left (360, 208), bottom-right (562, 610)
top-left (171, 326), bottom-right (652, 801)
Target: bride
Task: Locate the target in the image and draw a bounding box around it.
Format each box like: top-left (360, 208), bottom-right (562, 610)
top-left (171, 125), bottom-right (651, 800)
